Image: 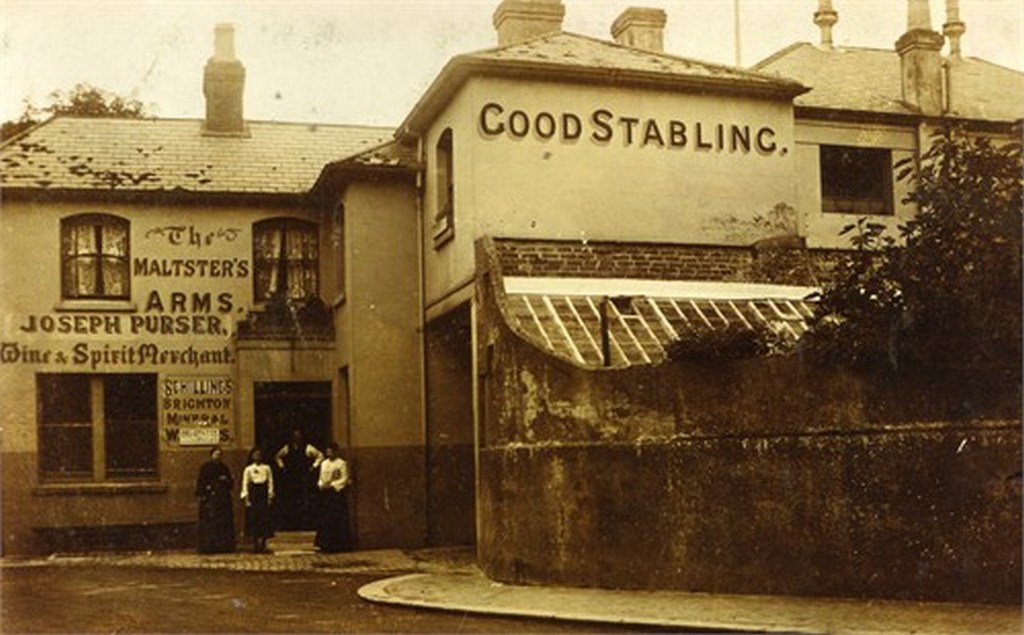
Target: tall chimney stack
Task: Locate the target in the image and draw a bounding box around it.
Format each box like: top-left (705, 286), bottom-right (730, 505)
top-left (895, 0), bottom-right (944, 116)
top-left (611, 7), bottom-right (667, 52)
top-left (203, 23), bottom-right (246, 135)
top-left (813, 0), bottom-right (838, 49)
top-left (943, 0), bottom-right (965, 58)
top-left (493, 0), bottom-right (565, 46)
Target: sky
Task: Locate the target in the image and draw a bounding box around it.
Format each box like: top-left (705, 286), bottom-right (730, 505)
top-left (1, 1), bottom-right (1022, 128)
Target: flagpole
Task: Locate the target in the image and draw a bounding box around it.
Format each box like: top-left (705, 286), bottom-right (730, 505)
top-left (734, 0), bottom-right (742, 66)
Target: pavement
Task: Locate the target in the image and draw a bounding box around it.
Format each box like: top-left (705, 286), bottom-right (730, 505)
top-left (2, 532), bottom-right (1021, 635)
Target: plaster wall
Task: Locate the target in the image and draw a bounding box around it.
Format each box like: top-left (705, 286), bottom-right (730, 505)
top-left (0, 197), bottom-right (325, 554)
top-left (421, 77), bottom-right (799, 307)
top-left (334, 180), bottom-right (426, 547)
top-left (795, 120), bottom-right (917, 249)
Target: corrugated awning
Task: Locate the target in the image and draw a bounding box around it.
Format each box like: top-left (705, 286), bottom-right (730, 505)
top-left (503, 277), bottom-right (817, 368)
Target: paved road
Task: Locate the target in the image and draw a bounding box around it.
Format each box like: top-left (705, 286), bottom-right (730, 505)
top-left (0, 565), bottom-right (669, 633)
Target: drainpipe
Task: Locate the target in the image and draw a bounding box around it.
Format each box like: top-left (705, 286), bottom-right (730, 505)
top-left (414, 133), bottom-right (430, 547)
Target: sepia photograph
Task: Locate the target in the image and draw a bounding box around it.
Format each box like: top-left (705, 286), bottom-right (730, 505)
top-left (0, 0), bottom-right (1021, 633)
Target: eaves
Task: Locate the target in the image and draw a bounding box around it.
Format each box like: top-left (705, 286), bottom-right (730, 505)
top-left (0, 186), bottom-right (313, 209)
top-left (399, 56), bottom-right (810, 138)
top-left (795, 105), bottom-right (1023, 134)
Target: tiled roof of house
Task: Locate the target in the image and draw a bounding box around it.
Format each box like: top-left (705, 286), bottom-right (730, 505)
top-left (754, 43), bottom-right (1024, 122)
top-left (400, 31), bottom-right (807, 134)
top-left (502, 277), bottom-right (816, 368)
top-left (471, 31), bottom-right (801, 90)
top-left (333, 138), bottom-right (420, 170)
top-left (0, 117), bottom-right (393, 195)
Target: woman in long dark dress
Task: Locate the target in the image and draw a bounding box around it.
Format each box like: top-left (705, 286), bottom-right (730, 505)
top-left (314, 442), bottom-right (351, 553)
top-left (195, 447), bottom-right (235, 554)
top-left (241, 447), bottom-right (275, 553)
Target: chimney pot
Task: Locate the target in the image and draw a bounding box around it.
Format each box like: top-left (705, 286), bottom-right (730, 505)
top-left (493, 0), bottom-right (565, 46)
top-left (611, 7), bottom-right (668, 53)
top-left (813, 0), bottom-right (838, 49)
top-left (213, 23), bottom-right (237, 61)
top-left (907, 0), bottom-right (934, 30)
top-left (943, 0), bottom-right (965, 58)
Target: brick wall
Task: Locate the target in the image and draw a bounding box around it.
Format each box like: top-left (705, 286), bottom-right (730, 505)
top-left (493, 238), bottom-right (844, 286)
top-left (494, 239), bottom-right (752, 281)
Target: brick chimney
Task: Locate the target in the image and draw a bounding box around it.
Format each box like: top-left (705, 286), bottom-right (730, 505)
top-left (895, 0), bottom-right (944, 116)
top-left (611, 7), bottom-right (667, 52)
top-left (493, 0), bottom-right (565, 46)
top-left (203, 23), bottom-right (246, 135)
top-left (943, 0), bottom-right (965, 59)
top-left (813, 0), bottom-right (838, 49)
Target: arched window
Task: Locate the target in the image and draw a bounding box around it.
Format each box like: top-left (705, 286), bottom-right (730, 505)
top-left (434, 128), bottom-right (454, 247)
top-left (253, 218), bottom-right (320, 302)
top-left (60, 214), bottom-right (130, 300)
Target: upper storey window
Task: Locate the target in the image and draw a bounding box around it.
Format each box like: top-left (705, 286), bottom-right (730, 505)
top-left (433, 128), bottom-right (454, 247)
top-left (820, 145), bottom-right (893, 216)
top-left (253, 218), bottom-right (319, 302)
top-left (61, 214), bottom-right (130, 300)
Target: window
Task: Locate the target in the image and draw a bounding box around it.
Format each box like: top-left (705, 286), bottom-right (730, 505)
top-left (819, 145), bottom-right (893, 215)
top-left (434, 128), bottom-right (454, 247)
top-left (38, 374), bottom-right (157, 481)
top-left (60, 214), bottom-right (130, 300)
top-left (253, 218), bottom-right (319, 302)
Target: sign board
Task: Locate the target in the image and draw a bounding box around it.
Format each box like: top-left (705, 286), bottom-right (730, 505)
top-left (162, 376), bottom-right (233, 446)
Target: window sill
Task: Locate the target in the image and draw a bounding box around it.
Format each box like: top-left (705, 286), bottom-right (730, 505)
top-left (54, 300), bottom-right (138, 313)
top-left (821, 197), bottom-right (893, 217)
top-left (33, 482), bottom-right (168, 496)
top-left (433, 225), bottom-right (454, 249)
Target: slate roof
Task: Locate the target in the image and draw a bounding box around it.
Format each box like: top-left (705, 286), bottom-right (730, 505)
top-left (332, 138), bottom-right (420, 171)
top-left (471, 31), bottom-right (801, 90)
top-left (400, 31), bottom-right (807, 134)
top-left (754, 42), bottom-right (1024, 122)
top-left (502, 277), bottom-right (816, 368)
top-left (0, 117), bottom-right (393, 195)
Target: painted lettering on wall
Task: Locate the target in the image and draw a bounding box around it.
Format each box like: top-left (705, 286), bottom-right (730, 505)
top-left (145, 225), bottom-right (240, 247)
top-left (478, 102), bottom-right (783, 155)
top-left (0, 341), bottom-right (234, 369)
top-left (17, 291), bottom-right (236, 337)
top-left (162, 376), bottom-right (233, 446)
top-left (134, 258), bottom-right (250, 278)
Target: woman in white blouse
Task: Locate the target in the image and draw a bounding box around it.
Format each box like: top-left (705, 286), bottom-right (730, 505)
top-left (314, 442), bottom-right (351, 552)
top-left (241, 447), bottom-right (275, 553)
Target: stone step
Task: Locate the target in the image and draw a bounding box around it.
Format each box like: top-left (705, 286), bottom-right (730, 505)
top-left (267, 531), bottom-right (317, 553)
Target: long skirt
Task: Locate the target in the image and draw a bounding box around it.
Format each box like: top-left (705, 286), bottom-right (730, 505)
top-left (244, 482), bottom-right (274, 539)
top-left (315, 489), bottom-right (350, 553)
top-left (197, 493), bottom-right (235, 553)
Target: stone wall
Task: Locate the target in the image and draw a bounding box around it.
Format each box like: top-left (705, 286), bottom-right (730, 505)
top-left (475, 252), bottom-right (1022, 603)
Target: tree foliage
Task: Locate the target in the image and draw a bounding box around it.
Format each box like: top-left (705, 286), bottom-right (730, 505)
top-left (804, 125), bottom-right (1023, 376)
top-left (2, 83), bottom-right (148, 141)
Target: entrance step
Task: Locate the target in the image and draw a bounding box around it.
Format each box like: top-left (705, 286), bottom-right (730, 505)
top-left (268, 531), bottom-right (317, 555)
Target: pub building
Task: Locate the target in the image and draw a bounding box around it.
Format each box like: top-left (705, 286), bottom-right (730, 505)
top-left (1, 0), bottom-right (1021, 603)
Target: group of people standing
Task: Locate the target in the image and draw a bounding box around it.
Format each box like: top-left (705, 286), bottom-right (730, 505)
top-left (195, 430), bottom-right (351, 554)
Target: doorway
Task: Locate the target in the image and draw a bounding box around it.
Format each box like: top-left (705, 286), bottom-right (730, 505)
top-left (254, 381), bottom-right (332, 531)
